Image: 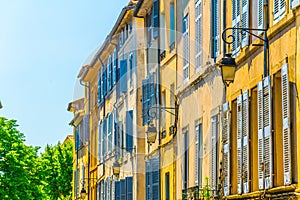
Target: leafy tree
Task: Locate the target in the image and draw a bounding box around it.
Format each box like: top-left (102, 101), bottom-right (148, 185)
top-left (0, 117), bottom-right (44, 200)
top-left (39, 141), bottom-right (73, 200)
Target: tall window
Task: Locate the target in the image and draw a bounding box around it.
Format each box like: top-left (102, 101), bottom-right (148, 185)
top-left (182, 14), bottom-right (189, 82)
top-left (211, 0), bottom-right (220, 58)
top-left (108, 113), bottom-right (113, 153)
top-left (169, 3), bottom-right (175, 48)
top-left (195, 0), bottom-right (202, 70)
top-left (182, 127), bottom-right (189, 189)
top-left (195, 122), bottom-right (203, 186)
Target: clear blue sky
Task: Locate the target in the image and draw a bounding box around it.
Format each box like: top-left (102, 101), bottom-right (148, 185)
top-left (0, 0), bottom-right (126, 148)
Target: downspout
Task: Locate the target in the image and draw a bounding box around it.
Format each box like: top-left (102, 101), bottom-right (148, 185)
top-left (80, 79), bottom-right (90, 200)
top-left (157, 0), bottom-right (161, 199)
top-left (263, 0), bottom-right (269, 78)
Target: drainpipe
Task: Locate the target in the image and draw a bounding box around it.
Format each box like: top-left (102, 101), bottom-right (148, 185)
top-left (80, 79), bottom-right (90, 200)
top-left (263, 0), bottom-right (269, 78)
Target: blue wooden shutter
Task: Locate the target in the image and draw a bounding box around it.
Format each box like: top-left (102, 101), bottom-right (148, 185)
top-left (103, 67), bottom-right (107, 96)
top-left (170, 3), bottom-right (175, 45)
top-left (120, 179), bottom-right (126, 200)
top-left (126, 110), bottom-right (134, 152)
top-left (75, 127), bottom-right (79, 150)
top-left (149, 72), bottom-right (156, 120)
top-left (98, 70), bottom-right (102, 103)
top-left (146, 161), bottom-right (152, 200)
top-left (113, 49), bottom-right (118, 85)
top-left (142, 78), bottom-right (147, 125)
top-left (151, 157), bottom-right (160, 200)
top-left (114, 108), bottom-right (118, 148)
top-left (153, 0), bottom-right (159, 38)
top-left (120, 59), bottom-right (127, 93)
top-left (115, 181), bottom-right (121, 199)
top-left (211, 0), bottom-right (220, 58)
top-left (126, 176), bottom-right (133, 200)
top-left (147, 13), bottom-right (153, 46)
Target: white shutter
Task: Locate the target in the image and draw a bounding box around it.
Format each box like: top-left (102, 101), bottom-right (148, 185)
top-left (195, 0), bottom-right (202, 70)
top-left (257, 81), bottom-right (264, 190)
top-left (98, 122), bottom-right (102, 163)
top-left (222, 102), bottom-right (230, 196)
top-left (111, 180), bottom-right (115, 200)
top-left (183, 15), bottom-right (189, 82)
top-left (195, 125), bottom-right (199, 185)
top-left (237, 95), bottom-right (243, 194)
top-left (232, 0), bottom-right (241, 57)
top-left (263, 76), bottom-right (273, 189)
top-left (241, 0), bottom-right (249, 47)
top-left (242, 90), bottom-right (250, 193)
top-left (274, 0), bottom-right (286, 23)
top-left (274, 0), bottom-right (280, 22)
top-left (210, 116), bottom-right (218, 194)
top-left (107, 177), bottom-right (111, 200)
top-left (281, 64), bottom-right (292, 185)
top-left (257, 0), bottom-right (264, 31)
top-left (280, 0), bottom-right (286, 17)
top-left (291, 0), bottom-right (300, 9)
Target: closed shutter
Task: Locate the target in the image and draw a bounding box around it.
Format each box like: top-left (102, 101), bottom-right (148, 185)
top-left (242, 90), bottom-right (250, 193)
top-left (107, 60), bottom-right (111, 91)
top-left (126, 177), bottom-right (133, 200)
top-left (104, 179), bottom-right (107, 200)
top-left (115, 181), bottom-right (120, 200)
top-left (241, 0), bottom-right (249, 47)
top-left (222, 102), bottom-right (230, 196)
top-left (108, 56), bottom-right (113, 90)
top-left (153, 0), bottom-right (159, 38)
top-left (107, 177), bottom-right (111, 200)
top-left (146, 161), bottom-right (152, 200)
top-left (98, 70), bottom-right (102, 103)
top-left (257, 81), bottom-right (264, 189)
top-left (195, 0), bottom-right (202, 69)
top-left (147, 13), bottom-right (153, 46)
top-left (142, 78), bottom-right (149, 125)
top-left (120, 59), bottom-right (127, 93)
top-left (120, 179), bottom-right (126, 200)
top-left (97, 183), bottom-right (100, 200)
top-left (281, 64), bottom-right (291, 185)
top-left (111, 180), bottom-right (115, 200)
top-left (152, 157), bottom-right (160, 200)
top-left (291, 0), bottom-right (300, 9)
top-left (257, 0), bottom-right (264, 32)
top-left (84, 115), bottom-right (89, 144)
top-left (103, 67), bottom-right (107, 96)
top-left (210, 116), bottom-right (218, 194)
top-left (237, 95), bottom-right (243, 194)
top-left (126, 110), bottom-right (134, 152)
top-left (149, 72), bottom-right (156, 121)
top-left (232, 0), bottom-right (241, 56)
top-left (263, 76), bottom-right (273, 189)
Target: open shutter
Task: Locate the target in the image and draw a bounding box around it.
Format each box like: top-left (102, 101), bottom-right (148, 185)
top-left (274, 0), bottom-right (286, 22)
top-left (107, 177), bottom-right (111, 200)
top-left (101, 180), bottom-right (104, 200)
top-left (146, 161), bottom-right (152, 200)
top-left (115, 181), bottom-right (121, 200)
top-left (153, 0), bottom-right (159, 38)
top-left (195, 125), bottom-right (199, 185)
top-left (103, 179), bottom-right (107, 200)
top-left (291, 0), bottom-right (300, 9)
top-left (237, 95), bottom-right (243, 194)
top-left (142, 78), bottom-right (149, 125)
top-left (126, 177), bottom-right (133, 200)
top-left (98, 122), bottom-right (102, 162)
top-left (210, 116), bottom-right (218, 194)
top-left (263, 76), bottom-right (273, 189)
top-left (232, 0), bottom-right (241, 56)
top-left (211, 0), bottom-right (220, 57)
top-left (257, 0), bottom-right (264, 32)
top-left (120, 179), bottom-right (126, 200)
top-left (281, 64), bottom-right (292, 185)
top-left (98, 70), bottom-right (102, 103)
top-left (170, 3), bottom-right (175, 45)
top-left (149, 72), bottom-right (156, 121)
top-left (111, 180), bottom-right (115, 200)
top-left (183, 15), bottom-right (189, 82)
top-left (103, 118), bottom-right (107, 156)
top-left (114, 108), bottom-right (118, 149)
top-left (113, 48), bottom-right (117, 85)
top-left (242, 90), bottom-right (250, 193)
top-left (120, 59), bottom-right (127, 93)
top-left (126, 110), bottom-right (134, 152)
top-left (195, 0), bottom-right (202, 69)
top-left (257, 81), bottom-right (264, 189)
top-left (222, 102), bottom-right (230, 196)
top-left (152, 157), bottom-right (160, 200)
top-left (241, 0), bottom-right (249, 47)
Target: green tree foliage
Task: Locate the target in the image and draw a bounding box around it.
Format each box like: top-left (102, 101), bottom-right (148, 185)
top-left (40, 141), bottom-right (73, 200)
top-left (0, 117), bottom-right (73, 200)
top-left (0, 117), bottom-right (43, 200)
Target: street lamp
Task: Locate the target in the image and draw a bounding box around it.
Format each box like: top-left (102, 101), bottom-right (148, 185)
top-left (146, 124), bottom-right (158, 144)
top-left (112, 161), bottom-right (120, 176)
top-left (80, 187), bottom-right (87, 199)
top-left (219, 53), bottom-right (237, 86)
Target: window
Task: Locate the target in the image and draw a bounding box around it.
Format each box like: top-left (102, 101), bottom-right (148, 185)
top-left (98, 122), bottom-right (103, 162)
top-left (113, 48), bottom-right (117, 85)
top-left (160, 11), bottom-right (166, 52)
top-left (182, 14), bottom-right (189, 82)
top-left (195, 0), bottom-right (202, 70)
top-left (274, 0), bottom-right (286, 23)
top-left (182, 127), bottom-right (189, 189)
top-left (232, 0), bottom-right (240, 56)
top-left (108, 113), bottom-right (113, 153)
top-left (210, 116), bottom-right (218, 195)
top-left (165, 172), bottom-right (170, 200)
top-left (115, 180), bottom-right (121, 199)
top-left (195, 122), bottom-right (203, 186)
top-left (211, 0), bottom-right (220, 58)
top-left (169, 3), bottom-right (175, 47)
top-left (126, 177), bottom-right (133, 200)
top-left (142, 72), bottom-right (156, 125)
top-left (129, 53), bottom-right (134, 86)
top-left (102, 118), bottom-right (107, 156)
top-left (120, 59), bottom-right (127, 93)
top-left (125, 110), bottom-right (133, 152)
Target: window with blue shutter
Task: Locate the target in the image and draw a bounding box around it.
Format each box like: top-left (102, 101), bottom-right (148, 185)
top-left (125, 110), bottom-right (133, 152)
top-left (103, 67), bottom-right (107, 96)
top-left (142, 78), bottom-right (149, 125)
top-left (120, 179), bottom-right (126, 200)
top-left (149, 72), bottom-right (156, 112)
top-left (126, 177), bottom-right (133, 200)
top-left (211, 0), bottom-right (220, 58)
top-left (145, 161), bottom-right (152, 200)
top-left (114, 108), bottom-right (118, 149)
top-left (129, 53), bottom-right (134, 85)
top-left (98, 70), bottom-right (102, 103)
top-left (120, 59), bottom-right (127, 93)
top-left (151, 157), bottom-right (160, 200)
top-left (113, 49), bottom-right (117, 85)
top-left (153, 0), bottom-right (159, 38)
top-left (147, 12), bottom-right (153, 46)
top-left (102, 118), bottom-right (107, 156)
top-left (75, 127), bottom-right (79, 151)
top-left (107, 56), bottom-right (113, 91)
top-left (115, 181), bottom-right (121, 199)
top-left (108, 113), bottom-right (113, 153)
top-left (170, 3), bottom-right (175, 46)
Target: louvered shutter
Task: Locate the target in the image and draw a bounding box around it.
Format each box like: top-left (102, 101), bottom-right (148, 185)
top-left (107, 60), bottom-right (111, 91)
top-left (113, 49), bottom-right (117, 85)
top-left (152, 157), bottom-right (160, 200)
top-left (257, 81), bottom-right (264, 189)
top-left (242, 90), bottom-right (250, 193)
top-left (153, 0), bottom-right (159, 38)
top-left (126, 177), bottom-right (133, 200)
top-left (195, 125), bottom-right (199, 185)
top-left (257, 0), bottom-right (264, 32)
top-left (108, 113), bottom-right (113, 153)
top-left (212, 0), bottom-right (220, 57)
top-left (291, 0), bottom-right (300, 8)
top-left (149, 72), bottom-right (156, 121)
top-left (100, 180), bottom-right (104, 200)
top-left (210, 116), bottom-right (218, 194)
top-left (195, 0), bottom-right (202, 69)
top-left (107, 177), bottom-right (111, 200)
top-left (263, 76), bottom-right (273, 189)
top-left (274, 0), bottom-right (286, 22)
top-left (115, 181), bottom-right (120, 200)
top-left (120, 179), bottom-right (126, 200)
top-left (183, 15), bottom-right (189, 81)
top-left (114, 108), bottom-right (118, 149)
top-left (126, 110), bottom-right (134, 152)
top-left (120, 59), bottom-right (127, 93)
top-left (97, 183), bottom-right (100, 200)
top-left (241, 0), bottom-right (249, 47)
top-left (222, 102), bottom-right (230, 196)
top-left (103, 67), bottom-right (107, 96)
top-left (237, 95), bottom-right (243, 194)
top-left (104, 179), bottom-right (107, 200)
top-left (146, 161), bottom-right (152, 200)
top-left (281, 64), bottom-right (292, 185)
top-left (142, 78), bottom-right (149, 125)
top-left (98, 70), bottom-right (102, 103)
top-left (111, 180), bottom-right (115, 200)
top-left (170, 3), bottom-right (175, 45)
top-left (232, 0), bottom-right (241, 56)
top-left (103, 118), bottom-right (107, 156)
top-left (98, 122), bottom-right (102, 162)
